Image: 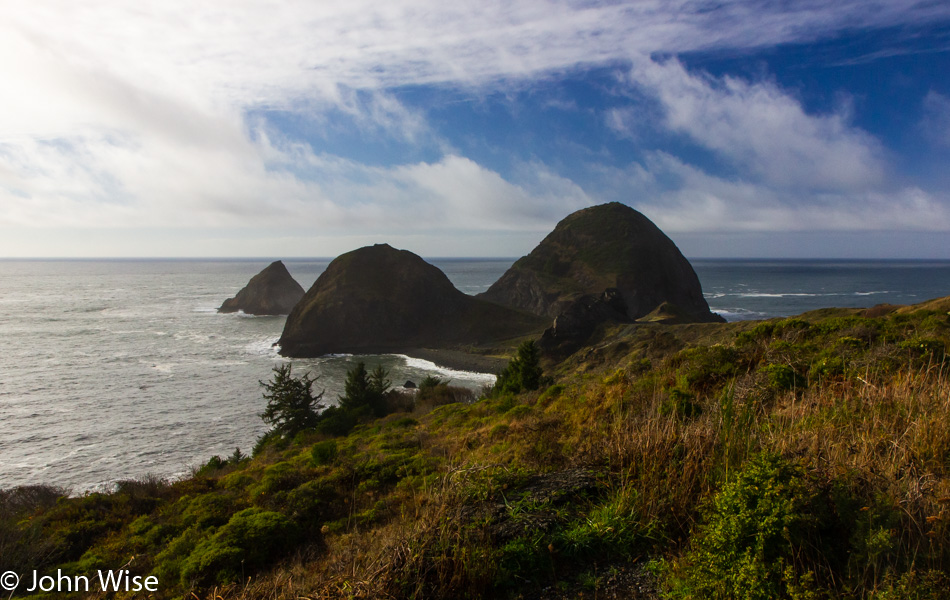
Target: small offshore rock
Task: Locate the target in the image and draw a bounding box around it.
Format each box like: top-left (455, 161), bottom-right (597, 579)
top-left (218, 261), bottom-right (305, 316)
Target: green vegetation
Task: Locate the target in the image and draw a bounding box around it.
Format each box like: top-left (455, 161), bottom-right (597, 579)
top-left (259, 364), bottom-right (322, 439)
top-left (3, 303), bottom-right (950, 599)
top-left (339, 361), bottom-right (391, 418)
top-left (493, 339), bottom-right (545, 395)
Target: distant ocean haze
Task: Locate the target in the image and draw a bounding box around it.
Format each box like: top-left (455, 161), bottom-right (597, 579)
top-left (1, 258), bottom-right (949, 492)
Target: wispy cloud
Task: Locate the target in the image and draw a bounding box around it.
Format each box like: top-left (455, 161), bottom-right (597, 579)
top-left (601, 59), bottom-right (949, 234)
top-left (617, 152), bottom-right (950, 233)
top-left (626, 57), bottom-right (887, 191)
top-left (2, 1), bottom-right (949, 255)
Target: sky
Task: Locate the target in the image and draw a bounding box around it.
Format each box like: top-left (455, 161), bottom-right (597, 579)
top-left (2, 1), bottom-right (950, 258)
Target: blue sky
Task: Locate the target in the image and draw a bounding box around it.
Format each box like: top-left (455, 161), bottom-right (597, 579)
top-left (2, 1), bottom-right (950, 258)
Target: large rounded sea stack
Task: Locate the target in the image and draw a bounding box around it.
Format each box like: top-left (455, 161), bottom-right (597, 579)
top-left (218, 260), bottom-right (305, 316)
top-left (278, 244), bottom-right (546, 357)
top-left (479, 202), bottom-right (723, 323)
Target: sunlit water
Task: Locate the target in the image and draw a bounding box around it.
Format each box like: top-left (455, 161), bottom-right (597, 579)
top-left (1, 258), bottom-right (949, 492)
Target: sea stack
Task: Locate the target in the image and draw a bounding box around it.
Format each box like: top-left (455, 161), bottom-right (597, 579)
top-left (480, 202), bottom-right (723, 323)
top-left (278, 244), bottom-right (546, 357)
top-left (218, 261), bottom-right (305, 316)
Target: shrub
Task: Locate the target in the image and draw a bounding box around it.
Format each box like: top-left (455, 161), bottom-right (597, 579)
top-left (871, 570), bottom-right (950, 600)
top-left (809, 354), bottom-right (847, 381)
top-left (537, 383), bottom-right (565, 405)
top-left (760, 364), bottom-right (805, 392)
top-left (0, 485), bottom-right (68, 572)
top-left (180, 508), bottom-right (298, 587)
top-left (898, 338), bottom-right (946, 363)
top-left (666, 454), bottom-right (836, 600)
top-left (672, 345), bottom-right (742, 391)
top-left (315, 405), bottom-right (358, 437)
top-left (286, 480), bottom-right (338, 526)
top-left (182, 493), bottom-right (236, 529)
top-left (736, 322), bottom-right (776, 345)
top-left (311, 440), bottom-right (338, 465)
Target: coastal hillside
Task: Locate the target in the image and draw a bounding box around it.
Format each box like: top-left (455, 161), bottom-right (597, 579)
top-left (480, 202), bottom-right (723, 323)
top-left (278, 244), bottom-right (546, 357)
top-left (4, 297), bottom-right (950, 599)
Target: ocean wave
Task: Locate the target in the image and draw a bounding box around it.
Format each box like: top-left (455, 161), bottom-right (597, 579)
top-left (396, 355), bottom-right (497, 383)
top-left (738, 293), bottom-right (823, 298)
top-left (237, 311), bottom-right (286, 319)
top-left (734, 291), bottom-right (894, 299)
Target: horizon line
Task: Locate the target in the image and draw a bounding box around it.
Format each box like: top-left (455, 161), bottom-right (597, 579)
top-left (3, 256), bottom-right (950, 262)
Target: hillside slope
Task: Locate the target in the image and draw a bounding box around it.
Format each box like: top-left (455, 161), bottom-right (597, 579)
top-left (8, 295), bottom-right (950, 599)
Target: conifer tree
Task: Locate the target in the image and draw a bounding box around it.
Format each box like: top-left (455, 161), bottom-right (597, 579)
top-left (494, 340), bottom-right (544, 394)
top-left (340, 361), bottom-right (391, 417)
top-left (259, 364), bottom-right (323, 438)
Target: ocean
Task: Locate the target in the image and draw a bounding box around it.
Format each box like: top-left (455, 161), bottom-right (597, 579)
top-left (2, 258), bottom-right (950, 492)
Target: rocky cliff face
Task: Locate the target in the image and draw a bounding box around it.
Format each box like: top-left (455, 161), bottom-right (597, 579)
top-left (480, 203), bottom-right (723, 323)
top-left (218, 261), bottom-right (305, 316)
top-left (278, 244), bottom-right (546, 357)
top-left (538, 288), bottom-right (630, 358)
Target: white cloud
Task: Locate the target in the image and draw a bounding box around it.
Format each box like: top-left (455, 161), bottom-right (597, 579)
top-left (627, 58), bottom-right (887, 191)
top-left (4, 1), bottom-right (947, 138)
top-left (601, 152), bottom-right (950, 233)
top-left (594, 58), bottom-right (950, 236)
top-left (0, 123), bottom-right (590, 238)
top-left (1, 1), bottom-right (949, 256)
top-left (395, 156), bottom-right (592, 230)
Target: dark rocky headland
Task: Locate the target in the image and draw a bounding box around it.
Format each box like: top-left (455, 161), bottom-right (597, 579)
top-left (277, 203), bottom-right (722, 363)
top-left (277, 244), bottom-right (546, 357)
top-left (480, 202), bottom-right (723, 324)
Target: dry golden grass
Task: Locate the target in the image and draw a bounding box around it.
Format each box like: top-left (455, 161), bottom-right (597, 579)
top-left (191, 352), bottom-right (949, 599)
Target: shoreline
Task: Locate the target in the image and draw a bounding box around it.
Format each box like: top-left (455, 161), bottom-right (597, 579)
top-left (403, 348), bottom-right (509, 374)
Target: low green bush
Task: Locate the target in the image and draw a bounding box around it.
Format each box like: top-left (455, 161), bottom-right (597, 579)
top-left (760, 363), bottom-right (805, 392)
top-left (871, 570), bottom-right (950, 600)
top-left (180, 508), bottom-right (298, 587)
top-left (672, 345), bottom-right (742, 391)
top-left (311, 439), bottom-right (339, 465)
top-left (665, 454), bottom-right (837, 600)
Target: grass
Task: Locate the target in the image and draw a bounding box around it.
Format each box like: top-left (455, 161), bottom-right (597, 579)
top-left (3, 303), bottom-right (950, 598)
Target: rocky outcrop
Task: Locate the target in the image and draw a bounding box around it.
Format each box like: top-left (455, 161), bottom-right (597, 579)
top-left (218, 261), bottom-right (305, 315)
top-left (480, 202), bottom-right (723, 323)
top-left (278, 244), bottom-right (547, 357)
top-left (539, 288), bottom-right (630, 357)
